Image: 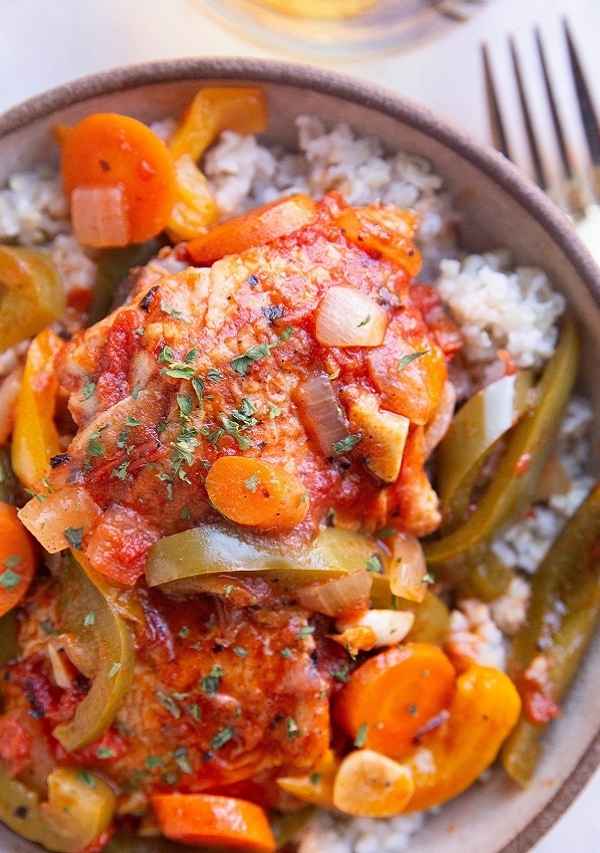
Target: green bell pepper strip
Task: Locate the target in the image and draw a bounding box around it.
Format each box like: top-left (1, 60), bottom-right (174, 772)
top-left (436, 369), bottom-right (534, 532)
top-left (0, 765), bottom-right (115, 853)
top-left (89, 238), bottom-right (166, 325)
top-left (424, 316), bottom-right (580, 575)
top-left (146, 523), bottom-right (391, 591)
top-left (52, 555), bottom-right (135, 752)
top-left (455, 544), bottom-right (515, 602)
top-left (501, 477), bottom-right (600, 786)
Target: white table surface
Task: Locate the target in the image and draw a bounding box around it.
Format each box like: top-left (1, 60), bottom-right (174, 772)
top-left (1, 0), bottom-right (599, 849)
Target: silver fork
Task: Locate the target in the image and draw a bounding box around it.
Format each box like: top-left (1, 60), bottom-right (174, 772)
top-left (482, 20), bottom-right (600, 265)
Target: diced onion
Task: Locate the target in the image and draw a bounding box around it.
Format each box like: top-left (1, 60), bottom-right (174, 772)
top-left (297, 374), bottom-right (349, 457)
top-left (315, 286), bottom-right (388, 348)
top-left (18, 483), bottom-right (100, 553)
top-left (71, 185), bottom-right (130, 247)
top-left (336, 609), bottom-right (415, 648)
top-left (388, 531), bottom-right (428, 603)
top-left (47, 643), bottom-right (73, 689)
top-left (296, 569), bottom-right (372, 617)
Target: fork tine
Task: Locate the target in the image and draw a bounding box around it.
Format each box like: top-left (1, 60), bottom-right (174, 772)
top-left (508, 36), bottom-right (549, 192)
top-left (535, 27), bottom-right (587, 218)
top-left (563, 18), bottom-right (600, 201)
top-left (481, 43), bottom-right (512, 160)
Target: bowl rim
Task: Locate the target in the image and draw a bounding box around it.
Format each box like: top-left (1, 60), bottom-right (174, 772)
top-left (1, 54), bottom-right (600, 853)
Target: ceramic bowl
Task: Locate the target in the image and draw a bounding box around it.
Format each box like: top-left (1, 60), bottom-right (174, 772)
top-left (1, 57), bottom-right (600, 853)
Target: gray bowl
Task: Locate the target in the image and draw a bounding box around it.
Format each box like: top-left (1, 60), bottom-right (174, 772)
top-left (1, 57), bottom-right (600, 853)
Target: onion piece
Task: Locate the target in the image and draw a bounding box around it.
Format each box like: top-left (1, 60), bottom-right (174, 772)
top-left (423, 379), bottom-right (456, 459)
top-left (296, 374), bottom-right (348, 457)
top-left (18, 483), bottom-right (100, 553)
top-left (388, 531), bottom-right (428, 603)
top-left (71, 185), bottom-right (130, 247)
top-left (315, 286), bottom-right (388, 348)
top-left (296, 569), bottom-right (372, 618)
top-left (335, 609), bottom-right (415, 648)
top-left (347, 391), bottom-right (410, 483)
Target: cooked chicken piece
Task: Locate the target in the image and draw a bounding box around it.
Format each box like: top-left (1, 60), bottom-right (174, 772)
top-left (20, 193), bottom-right (460, 584)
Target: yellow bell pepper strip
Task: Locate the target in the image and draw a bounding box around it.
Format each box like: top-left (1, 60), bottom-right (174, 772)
top-left (424, 316), bottom-right (580, 575)
top-left (0, 245), bottom-right (65, 353)
top-left (167, 86), bottom-right (268, 163)
top-left (502, 477), bottom-right (600, 786)
top-left (51, 555), bottom-right (134, 752)
top-left (435, 369), bottom-right (534, 532)
top-left (145, 522), bottom-right (390, 592)
top-left (0, 765), bottom-right (116, 853)
top-left (11, 328), bottom-right (63, 493)
top-left (401, 665), bottom-right (521, 812)
top-left (166, 153), bottom-right (219, 242)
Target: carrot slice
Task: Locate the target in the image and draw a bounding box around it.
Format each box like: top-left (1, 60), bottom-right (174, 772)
top-left (205, 456), bottom-right (309, 531)
top-left (60, 112), bottom-right (176, 246)
top-left (186, 193), bottom-right (318, 265)
top-left (333, 642), bottom-right (456, 760)
top-left (0, 502), bottom-right (38, 617)
top-left (151, 793), bottom-right (276, 852)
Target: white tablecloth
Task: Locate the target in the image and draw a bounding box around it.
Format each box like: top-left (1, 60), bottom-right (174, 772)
top-left (1, 0), bottom-right (599, 849)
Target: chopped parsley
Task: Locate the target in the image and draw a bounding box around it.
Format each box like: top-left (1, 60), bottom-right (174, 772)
top-left (230, 325), bottom-right (294, 376)
top-left (244, 473), bottom-right (260, 493)
top-left (163, 363), bottom-right (196, 380)
top-left (156, 692), bottom-right (182, 719)
top-left (211, 725), bottom-right (235, 751)
top-left (108, 662), bottom-right (122, 679)
top-left (296, 625), bottom-right (315, 639)
top-left (207, 368), bottom-right (223, 382)
top-left (365, 555), bottom-right (383, 573)
top-left (357, 314), bottom-right (371, 327)
top-left (112, 459), bottom-right (130, 480)
top-left (63, 526), bottom-right (84, 550)
top-left (78, 770), bottom-right (96, 788)
top-left (83, 611), bottom-right (96, 627)
top-left (81, 378), bottom-right (96, 401)
top-left (332, 434), bottom-right (362, 455)
top-left (233, 646), bottom-right (248, 658)
top-left (354, 722), bottom-right (368, 748)
top-left (398, 350), bottom-right (429, 372)
top-left (160, 300), bottom-right (188, 321)
top-left (200, 665), bottom-right (226, 697)
top-left (97, 746), bottom-right (116, 759)
top-left (173, 748), bottom-right (192, 774)
top-left (0, 569), bottom-right (20, 589)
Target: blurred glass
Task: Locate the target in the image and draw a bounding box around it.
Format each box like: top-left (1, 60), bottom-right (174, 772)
top-left (196, 0), bottom-right (491, 58)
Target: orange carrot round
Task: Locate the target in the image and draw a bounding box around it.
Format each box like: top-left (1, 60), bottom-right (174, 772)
top-left (151, 793), bottom-right (276, 852)
top-left (205, 456), bottom-right (309, 530)
top-left (333, 642), bottom-right (456, 760)
top-left (186, 193), bottom-right (317, 265)
top-left (0, 503), bottom-right (38, 617)
top-left (60, 112), bottom-right (176, 246)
